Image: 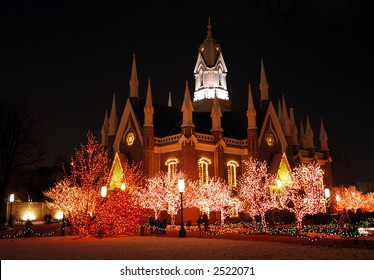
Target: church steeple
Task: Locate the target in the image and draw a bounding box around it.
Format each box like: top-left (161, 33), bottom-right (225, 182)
top-left (193, 18), bottom-right (230, 112)
top-left (181, 81), bottom-right (195, 137)
top-left (144, 79), bottom-right (154, 127)
top-left (168, 91), bottom-right (172, 107)
top-left (319, 119), bottom-right (329, 153)
top-left (108, 92), bottom-right (118, 136)
top-left (100, 110), bottom-right (109, 146)
top-left (305, 115), bottom-right (315, 156)
top-left (210, 93), bottom-right (223, 141)
top-left (247, 83), bottom-right (258, 158)
top-left (260, 59), bottom-right (270, 109)
top-left (129, 54), bottom-right (139, 105)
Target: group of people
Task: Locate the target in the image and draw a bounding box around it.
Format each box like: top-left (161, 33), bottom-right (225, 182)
top-left (197, 212), bottom-right (209, 232)
top-left (149, 216), bottom-right (167, 234)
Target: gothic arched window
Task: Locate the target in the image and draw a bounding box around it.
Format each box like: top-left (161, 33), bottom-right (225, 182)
top-left (198, 158), bottom-right (211, 185)
top-left (165, 158), bottom-right (178, 178)
top-left (227, 160), bottom-right (239, 189)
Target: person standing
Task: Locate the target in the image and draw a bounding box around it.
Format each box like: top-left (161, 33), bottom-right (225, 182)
top-left (25, 219), bottom-right (32, 237)
top-left (149, 216), bottom-right (155, 233)
top-left (162, 218), bottom-right (167, 234)
top-left (202, 212), bottom-right (209, 232)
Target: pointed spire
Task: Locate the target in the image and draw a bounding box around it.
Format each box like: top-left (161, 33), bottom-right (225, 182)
top-left (101, 110), bottom-right (109, 146)
top-left (277, 98), bottom-right (282, 124)
top-left (144, 79), bottom-right (154, 127)
top-left (260, 59), bottom-right (270, 103)
top-left (305, 115), bottom-right (315, 149)
top-left (129, 54), bottom-right (139, 99)
top-left (181, 81), bottom-right (194, 128)
top-left (207, 17), bottom-right (213, 40)
top-left (109, 92), bottom-right (118, 136)
top-left (282, 95), bottom-right (291, 136)
top-left (290, 108), bottom-right (299, 146)
top-left (210, 93), bottom-right (222, 131)
top-left (246, 83), bottom-right (257, 129)
top-left (319, 119), bottom-right (329, 151)
top-left (299, 119), bottom-right (306, 148)
top-left (168, 91), bottom-right (172, 107)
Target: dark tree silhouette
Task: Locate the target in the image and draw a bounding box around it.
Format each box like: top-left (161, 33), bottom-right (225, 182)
top-left (0, 97), bottom-right (44, 222)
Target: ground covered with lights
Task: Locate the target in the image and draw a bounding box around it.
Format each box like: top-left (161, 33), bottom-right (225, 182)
top-left (0, 223), bottom-right (373, 260)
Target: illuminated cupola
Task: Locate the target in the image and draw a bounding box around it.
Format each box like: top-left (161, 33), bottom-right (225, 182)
top-left (193, 18), bottom-right (231, 112)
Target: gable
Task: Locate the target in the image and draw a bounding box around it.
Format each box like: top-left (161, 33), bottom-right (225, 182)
top-left (107, 153), bottom-right (125, 190)
top-left (258, 101), bottom-right (288, 153)
top-left (113, 99), bottom-right (143, 153)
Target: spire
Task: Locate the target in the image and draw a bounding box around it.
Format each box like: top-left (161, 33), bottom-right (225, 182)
top-left (319, 119), bottom-right (329, 151)
top-left (282, 95), bottom-right (291, 136)
top-left (259, 59), bottom-right (270, 105)
top-left (290, 108), bottom-right (299, 146)
top-left (246, 84), bottom-right (257, 129)
top-left (305, 115), bottom-right (315, 149)
top-left (168, 91), bottom-right (172, 107)
top-left (109, 92), bottom-right (118, 136)
top-left (277, 98), bottom-right (282, 124)
top-left (144, 79), bottom-right (154, 127)
top-left (101, 110), bottom-right (109, 146)
top-left (210, 93), bottom-right (222, 132)
top-left (181, 81), bottom-right (194, 128)
top-left (129, 54), bottom-right (139, 99)
top-left (299, 119), bottom-right (306, 148)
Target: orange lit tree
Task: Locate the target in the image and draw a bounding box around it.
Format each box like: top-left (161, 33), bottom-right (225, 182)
top-left (237, 158), bottom-right (276, 230)
top-left (94, 188), bottom-right (148, 236)
top-left (286, 162), bottom-right (326, 230)
top-left (362, 193), bottom-right (374, 213)
top-left (332, 185), bottom-right (365, 214)
top-left (44, 131), bottom-right (110, 235)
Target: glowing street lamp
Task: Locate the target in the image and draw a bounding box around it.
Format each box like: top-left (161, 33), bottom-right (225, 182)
top-left (101, 186), bottom-right (107, 198)
top-left (8, 194), bottom-right (14, 227)
top-left (178, 179), bottom-right (186, 238)
top-left (324, 188), bottom-right (331, 221)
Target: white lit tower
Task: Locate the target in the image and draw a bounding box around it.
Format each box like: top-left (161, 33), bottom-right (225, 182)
top-left (193, 18), bottom-right (231, 112)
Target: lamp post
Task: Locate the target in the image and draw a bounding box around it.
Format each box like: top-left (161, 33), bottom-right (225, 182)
top-left (178, 179), bottom-right (186, 238)
top-left (324, 188), bottom-right (331, 222)
top-left (101, 186), bottom-right (107, 198)
top-left (8, 194), bottom-right (14, 227)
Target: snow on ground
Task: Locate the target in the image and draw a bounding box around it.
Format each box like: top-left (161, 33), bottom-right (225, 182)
top-left (1, 224), bottom-right (373, 280)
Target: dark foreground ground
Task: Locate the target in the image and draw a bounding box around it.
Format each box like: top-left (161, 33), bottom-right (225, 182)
top-left (0, 223), bottom-right (373, 260)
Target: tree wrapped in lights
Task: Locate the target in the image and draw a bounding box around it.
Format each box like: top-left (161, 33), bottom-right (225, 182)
top-left (362, 193), bottom-right (374, 213)
top-left (139, 171), bottom-right (187, 226)
top-left (67, 130), bottom-right (110, 190)
top-left (286, 162), bottom-right (326, 230)
top-left (94, 188), bottom-right (148, 236)
top-left (202, 177), bottom-right (232, 226)
top-left (44, 131), bottom-right (111, 235)
top-left (237, 158), bottom-right (276, 229)
top-left (332, 185), bottom-right (365, 213)
top-left (44, 179), bottom-right (100, 235)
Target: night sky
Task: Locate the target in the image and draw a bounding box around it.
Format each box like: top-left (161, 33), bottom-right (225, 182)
top-left (1, 1), bottom-right (373, 182)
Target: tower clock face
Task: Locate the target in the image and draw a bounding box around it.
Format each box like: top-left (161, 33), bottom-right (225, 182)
top-left (125, 131), bottom-right (135, 146)
top-left (265, 132), bottom-right (276, 147)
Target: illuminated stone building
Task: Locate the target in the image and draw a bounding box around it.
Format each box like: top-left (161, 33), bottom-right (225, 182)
top-left (100, 20), bottom-right (333, 223)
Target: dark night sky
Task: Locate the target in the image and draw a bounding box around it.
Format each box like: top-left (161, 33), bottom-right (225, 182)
top-left (1, 1), bottom-right (374, 182)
